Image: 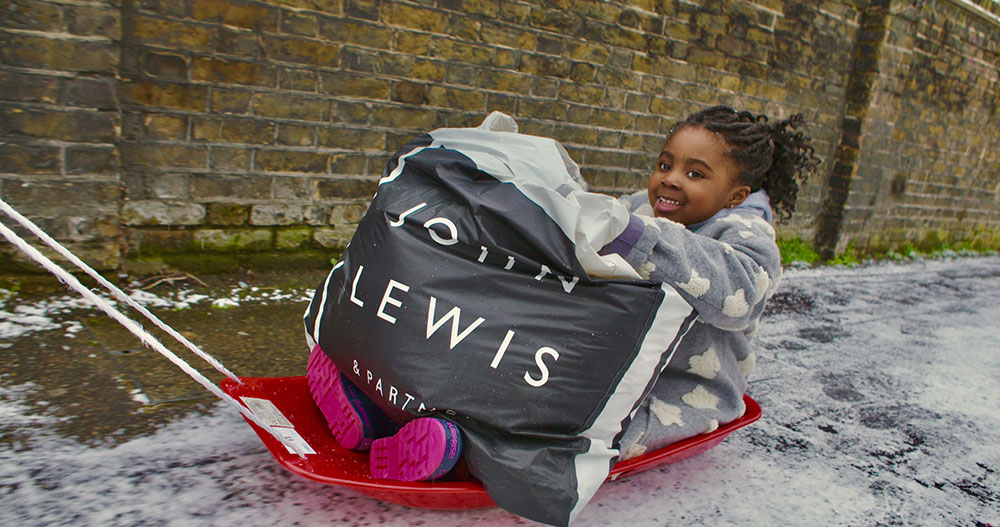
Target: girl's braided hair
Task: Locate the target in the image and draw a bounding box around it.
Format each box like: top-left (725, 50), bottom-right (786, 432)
top-left (669, 105), bottom-right (821, 222)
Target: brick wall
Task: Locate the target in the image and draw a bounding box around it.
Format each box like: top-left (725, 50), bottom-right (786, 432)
top-left (1, 0), bottom-right (122, 269)
top-left (2, 0), bottom-right (998, 273)
top-left (816, 0), bottom-right (1000, 256)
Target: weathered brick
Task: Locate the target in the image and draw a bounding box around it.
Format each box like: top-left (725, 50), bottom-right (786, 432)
top-left (593, 108), bottom-right (633, 129)
top-left (0, 71), bottom-right (60, 103)
top-left (271, 0), bottom-right (342, 13)
top-left (193, 117), bottom-right (276, 144)
top-left (321, 72), bottom-right (390, 98)
top-left (192, 58), bottom-right (277, 86)
top-left (131, 16), bottom-right (213, 50)
top-left (251, 203), bottom-right (314, 225)
top-left (446, 16), bottom-right (481, 40)
top-left (332, 100), bottom-right (372, 123)
top-left (277, 124), bottom-right (315, 146)
top-left (433, 38), bottom-right (493, 65)
top-left (252, 92), bottom-right (327, 120)
top-left (66, 5), bottom-right (120, 39)
top-left (384, 3), bottom-right (447, 33)
top-left (66, 147), bottom-right (118, 175)
top-left (2, 0), bottom-right (62, 32)
top-left (146, 174), bottom-right (190, 199)
top-left (391, 81), bottom-right (427, 104)
top-left (281, 10), bottom-right (319, 37)
top-left (316, 177), bottom-right (377, 198)
top-left (395, 32), bottom-right (431, 55)
top-left (191, 174), bottom-right (272, 200)
top-left (313, 225), bottom-right (355, 249)
top-left (192, 0), bottom-right (278, 31)
top-left (529, 7), bottom-right (581, 33)
top-left (205, 203), bottom-right (250, 227)
top-left (481, 23), bottom-right (536, 50)
top-left (276, 227), bottom-right (313, 249)
top-left (209, 147), bottom-right (251, 170)
top-left (0, 143), bottom-right (60, 175)
top-left (604, 25), bottom-right (646, 50)
top-left (482, 70), bottom-right (531, 94)
top-left (194, 228), bottom-right (273, 251)
top-left (321, 18), bottom-right (392, 49)
top-left (445, 64), bottom-right (479, 86)
top-left (273, 176), bottom-right (313, 200)
top-left (520, 54), bottom-right (571, 78)
top-left (263, 35), bottom-right (340, 66)
top-left (142, 52), bottom-right (188, 80)
top-left (0, 34), bottom-right (117, 72)
top-left (557, 83), bottom-right (604, 105)
top-left (493, 49), bottom-right (520, 69)
top-left (210, 88), bottom-right (252, 114)
top-left (256, 149), bottom-right (328, 173)
top-left (3, 108), bottom-right (117, 143)
top-left (216, 28), bottom-right (265, 59)
top-left (328, 202), bottom-right (369, 224)
top-left (569, 62), bottom-right (597, 83)
top-left (426, 86), bottom-right (486, 110)
top-left (369, 105), bottom-right (440, 130)
top-left (122, 200), bottom-right (205, 226)
top-left (440, 0), bottom-right (500, 18)
top-left (329, 154), bottom-right (369, 175)
top-left (340, 47), bottom-right (380, 73)
top-left (519, 99), bottom-right (568, 120)
top-left (552, 124), bottom-right (598, 145)
top-left (125, 229), bottom-right (193, 255)
top-left (123, 144), bottom-right (206, 169)
top-left (123, 81), bottom-right (208, 111)
top-left (317, 127), bottom-right (386, 150)
top-left (279, 68), bottom-right (317, 91)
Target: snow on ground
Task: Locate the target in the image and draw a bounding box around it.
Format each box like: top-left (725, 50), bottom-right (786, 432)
top-left (1, 256), bottom-right (999, 526)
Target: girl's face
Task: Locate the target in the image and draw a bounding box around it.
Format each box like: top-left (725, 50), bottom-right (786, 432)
top-left (647, 126), bottom-right (751, 226)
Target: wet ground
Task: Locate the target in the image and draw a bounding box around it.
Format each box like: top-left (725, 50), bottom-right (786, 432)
top-left (2, 257), bottom-right (999, 526)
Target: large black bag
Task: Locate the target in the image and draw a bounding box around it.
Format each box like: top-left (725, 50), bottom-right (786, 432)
top-left (303, 115), bottom-right (696, 526)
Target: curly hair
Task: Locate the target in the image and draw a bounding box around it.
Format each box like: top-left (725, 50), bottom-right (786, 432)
top-left (668, 105), bottom-right (821, 222)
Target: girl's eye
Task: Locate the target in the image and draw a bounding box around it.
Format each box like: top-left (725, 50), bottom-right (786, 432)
top-left (657, 162), bottom-right (670, 171)
top-left (687, 170), bottom-right (704, 179)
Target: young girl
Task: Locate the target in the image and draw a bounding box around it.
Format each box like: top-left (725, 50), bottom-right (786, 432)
top-left (611, 105), bottom-right (819, 457)
top-left (305, 104), bottom-right (819, 481)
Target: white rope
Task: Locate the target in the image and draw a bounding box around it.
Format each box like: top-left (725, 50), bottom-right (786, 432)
top-left (0, 208), bottom-right (304, 455)
top-left (0, 198), bottom-right (239, 383)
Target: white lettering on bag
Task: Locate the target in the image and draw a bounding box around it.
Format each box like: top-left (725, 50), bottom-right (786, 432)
top-left (524, 347), bottom-right (559, 387)
top-left (350, 266), bottom-right (365, 307)
top-left (490, 329), bottom-right (516, 368)
top-left (377, 279), bottom-right (410, 324)
top-left (423, 217), bottom-right (459, 246)
top-left (389, 202), bottom-right (427, 227)
top-left (426, 296), bottom-right (486, 349)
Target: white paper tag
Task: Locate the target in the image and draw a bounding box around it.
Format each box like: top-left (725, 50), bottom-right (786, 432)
top-left (239, 396), bottom-right (315, 455)
top-left (271, 426), bottom-right (316, 455)
top-left (240, 397), bottom-right (294, 428)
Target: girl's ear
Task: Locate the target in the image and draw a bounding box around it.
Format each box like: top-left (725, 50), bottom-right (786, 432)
top-left (726, 185), bottom-right (752, 208)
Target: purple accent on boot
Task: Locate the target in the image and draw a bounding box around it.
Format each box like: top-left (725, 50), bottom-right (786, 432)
top-left (370, 418), bottom-right (462, 481)
top-left (306, 345), bottom-right (380, 451)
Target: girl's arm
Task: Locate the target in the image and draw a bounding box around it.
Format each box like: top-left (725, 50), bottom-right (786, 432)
top-left (611, 198), bottom-right (782, 329)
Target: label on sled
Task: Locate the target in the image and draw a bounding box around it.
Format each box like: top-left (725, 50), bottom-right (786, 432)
top-left (304, 118), bottom-right (696, 527)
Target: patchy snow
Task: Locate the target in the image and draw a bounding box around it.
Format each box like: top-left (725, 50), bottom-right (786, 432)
top-left (1, 257), bottom-right (999, 526)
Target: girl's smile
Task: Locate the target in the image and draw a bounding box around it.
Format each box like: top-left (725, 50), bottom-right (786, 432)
top-left (647, 126), bottom-right (750, 226)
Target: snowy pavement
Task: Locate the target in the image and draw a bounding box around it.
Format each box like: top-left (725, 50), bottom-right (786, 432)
top-left (2, 256), bottom-right (999, 526)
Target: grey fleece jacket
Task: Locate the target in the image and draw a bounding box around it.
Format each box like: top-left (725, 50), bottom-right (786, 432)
top-left (613, 190), bottom-right (782, 459)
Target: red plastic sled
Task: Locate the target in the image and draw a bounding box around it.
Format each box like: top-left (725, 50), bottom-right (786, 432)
top-left (221, 375), bottom-right (761, 510)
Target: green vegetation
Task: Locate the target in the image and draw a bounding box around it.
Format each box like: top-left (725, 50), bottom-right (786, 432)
top-left (777, 236), bottom-right (998, 268)
top-left (776, 237), bottom-right (821, 266)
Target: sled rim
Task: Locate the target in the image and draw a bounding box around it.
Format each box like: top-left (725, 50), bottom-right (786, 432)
top-left (221, 375), bottom-right (761, 509)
